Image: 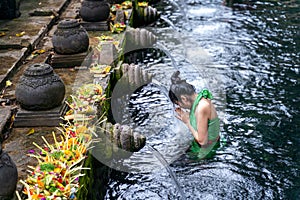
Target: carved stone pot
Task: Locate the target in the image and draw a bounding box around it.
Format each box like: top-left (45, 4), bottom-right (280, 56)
top-left (106, 0), bottom-right (123, 4)
top-left (15, 63), bottom-right (66, 111)
top-left (52, 19), bottom-right (89, 55)
top-left (0, 148), bottom-right (18, 200)
top-left (79, 0), bottom-right (110, 22)
top-left (0, 0), bottom-right (21, 19)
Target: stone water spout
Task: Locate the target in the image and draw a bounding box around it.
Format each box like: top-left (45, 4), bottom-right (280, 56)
top-left (92, 119), bottom-right (146, 164)
top-left (121, 63), bottom-right (153, 87)
top-left (110, 63), bottom-right (153, 124)
top-left (124, 27), bottom-right (157, 53)
top-left (130, 0), bottom-right (160, 27)
top-left (104, 121), bottom-right (146, 152)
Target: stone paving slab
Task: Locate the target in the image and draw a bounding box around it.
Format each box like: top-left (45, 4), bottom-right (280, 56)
top-left (0, 17), bottom-right (52, 49)
top-left (0, 48), bottom-right (28, 89)
top-left (61, 1), bottom-right (81, 19)
top-left (0, 0), bottom-right (69, 49)
top-left (0, 107), bottom-right (12, 136)
top-left (0, 0), bottom-right (70, 89)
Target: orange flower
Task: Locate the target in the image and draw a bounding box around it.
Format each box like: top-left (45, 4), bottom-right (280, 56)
top-left (37, 180), bottom-right (44, 188)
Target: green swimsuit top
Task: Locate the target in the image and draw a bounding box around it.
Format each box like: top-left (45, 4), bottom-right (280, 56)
top-left (189, 89), bottom-right (220, 142)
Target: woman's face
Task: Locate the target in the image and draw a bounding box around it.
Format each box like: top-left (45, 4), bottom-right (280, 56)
top-left (176, 101), bottom-right (185, 108)
top-left (176, 95), bottom-right (193, 109)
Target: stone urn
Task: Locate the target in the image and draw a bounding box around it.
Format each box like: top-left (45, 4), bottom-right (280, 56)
top-left (52, 19), bottom-right (89, 55)
top-left (0, 0), bottom-right (21, 19)
top-left (0, 146), bottom-right (18, 200)
top-left (79, 0), bottom-right (110, 22)
top-left (15, 63), bottom-right (66, 111)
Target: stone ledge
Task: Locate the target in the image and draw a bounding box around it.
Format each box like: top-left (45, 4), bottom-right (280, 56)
top-left (49, 51), bottom-right (91, 68)
top-left (13, 102), bottom-right (69, 127)
top-left (80, 21), bottom-right (110, 31)
top-left (0, 48), bottom-right (29, 90)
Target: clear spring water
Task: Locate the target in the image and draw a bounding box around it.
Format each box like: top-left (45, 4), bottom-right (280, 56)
top-left (103, 0), bottom-right (300, 199)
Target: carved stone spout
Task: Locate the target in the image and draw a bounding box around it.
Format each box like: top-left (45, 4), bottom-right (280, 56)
top-left (124, 27), bottom-right (157, 53)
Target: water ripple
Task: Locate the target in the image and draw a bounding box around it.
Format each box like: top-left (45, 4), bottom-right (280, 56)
top-left (104, 0), bottom-right (300, 199)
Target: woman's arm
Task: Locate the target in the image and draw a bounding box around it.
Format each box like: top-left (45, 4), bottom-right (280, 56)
top-left (193, 101), bottom-right (210, 145)
top-left (175, 102), bottom-right (210, 146)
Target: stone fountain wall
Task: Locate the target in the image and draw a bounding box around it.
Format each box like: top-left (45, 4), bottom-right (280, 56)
top-left (76, 62), bottom-right (153, 199)
top-left (69, 1), bottom-right (161, 196)
top-left (0, 0), bottom-right (162, 198)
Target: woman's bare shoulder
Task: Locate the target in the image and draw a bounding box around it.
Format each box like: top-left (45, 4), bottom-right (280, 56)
top-left (195, 99), bottom-right (211, 115)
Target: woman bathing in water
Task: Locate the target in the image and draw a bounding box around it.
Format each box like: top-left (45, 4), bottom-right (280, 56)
top-left (169, 71), bottom-right (220, 159)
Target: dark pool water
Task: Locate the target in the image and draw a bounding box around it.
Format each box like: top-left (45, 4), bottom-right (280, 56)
top-left (103, 0), bottom-right (300, 199)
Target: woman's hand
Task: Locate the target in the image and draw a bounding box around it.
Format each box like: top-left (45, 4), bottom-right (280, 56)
top-left (175, 107), bottom-right (190, 124)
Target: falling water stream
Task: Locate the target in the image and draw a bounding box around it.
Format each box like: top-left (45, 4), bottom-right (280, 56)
top-left (102, 0), bottom-right (299, 199)
top-left (146, 144), bottom-right (187, 200)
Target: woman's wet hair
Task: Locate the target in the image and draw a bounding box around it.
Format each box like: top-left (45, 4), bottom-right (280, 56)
top-left (169, 71), bottom-right (196, 104)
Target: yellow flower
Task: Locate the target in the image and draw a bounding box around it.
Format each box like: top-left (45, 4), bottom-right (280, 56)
top-left (138, 2), bottom-right (148, 7)
top-left (54, 168), bottom-right (61, 173)
top-left (16, 31), bottom-right (25, 37)
top-left (26, 128), bottom-right (35, 135)
top-left (5, 80), bottom-right (12, 87)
